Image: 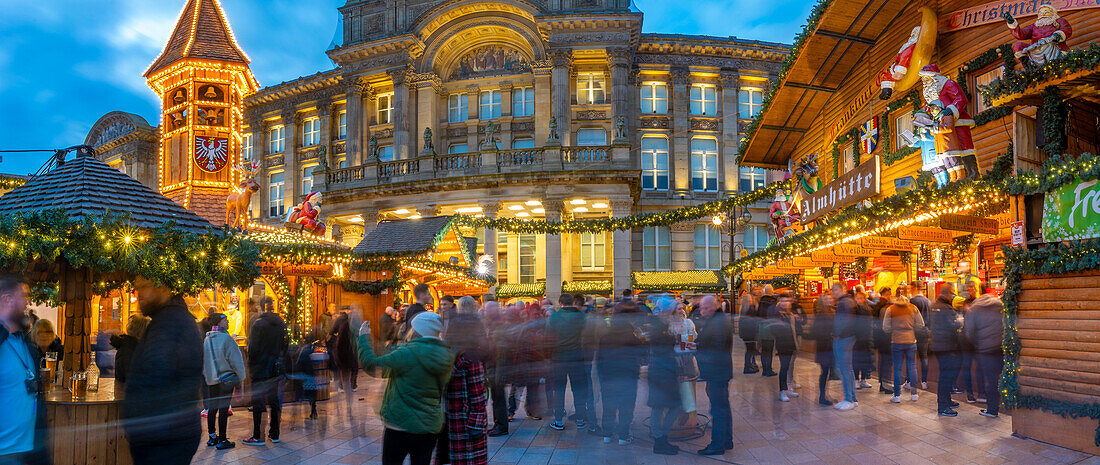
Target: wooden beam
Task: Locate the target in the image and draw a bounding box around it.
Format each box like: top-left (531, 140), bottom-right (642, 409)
top-left (760, 124), bottom-right (808, 133)
top-left (785, 82), bottom-right (837, 93)
top-left (815, 29), bottom-right (876, 45)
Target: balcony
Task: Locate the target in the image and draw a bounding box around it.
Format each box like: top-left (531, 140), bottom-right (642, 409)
top-left (320, 144), bottom-right (632, 192)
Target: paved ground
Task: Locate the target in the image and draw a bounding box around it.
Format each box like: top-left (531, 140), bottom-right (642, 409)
top-left (192, 346), bottom-right (1099, 465)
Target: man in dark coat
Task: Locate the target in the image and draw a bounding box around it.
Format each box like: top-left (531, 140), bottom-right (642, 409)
top-left (244, 297), bottom-right (289, 445)
top-left (123, 277), bottom-right (204, 465)
top-left (756, 286), bottom-right (779, 377)
top-left (399, 284), bottom-right (432, 340)
top-left (928, 283), bottom-right (962, 417)
top-left (328, 308), bottom-right (359, 397)
top-left (963, 288), bottom-right (1004, 418)
top-left (546, 293), bottom-right (590, 430)
top-left (738, 286), bottom-right (761, 374)
top-left (0, 275), bottom-right (50, 465)
top-left (695, 296), bottom-right (734, 455)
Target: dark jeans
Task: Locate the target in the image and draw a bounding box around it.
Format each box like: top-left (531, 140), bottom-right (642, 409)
top-left (877, 348), bottom-right (893, 387)
top-left (917, 339), bottom-right (930, 383)
top-left (508, 382), bottom-right (544, 417)
top-left (891, 343), bottom-right (918, 396)
top-left (205, 384), bottom-right (231, 440)
top-left (817, 363), bottom-right (833, 400)
top-left (489, 375), bottom-right (509, 430)
top-left (742, 339), bottom-right (759, 370)
top-left (599, 363), bottom-right (639, 438)
top-left (977, 352), bottom-right (1004, 414)
top-left (778, 354), bottom-right (793, 391)
top-left (382, 428), bottom-right (437, 465)
top-left (934, 351), bottom-right (961, 411)
top-left (704, 379), bottom-right (732, 448)
top-left (759, 338), bottom-right (775, 373)
top-left (548, 359), bottom-right (589, 423)
top-left (959, 350), bottom-right (985, 397)
top-left (130, 438), bottom-right (199, 465)
top-left (251, 377), bottom-right (283, 439)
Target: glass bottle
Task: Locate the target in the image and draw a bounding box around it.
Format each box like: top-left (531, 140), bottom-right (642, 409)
top-left (87, 353), bottom-right (100, 392)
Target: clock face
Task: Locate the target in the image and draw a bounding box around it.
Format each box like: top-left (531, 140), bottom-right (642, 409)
top-left (194, 136), bottom-right (229, 173)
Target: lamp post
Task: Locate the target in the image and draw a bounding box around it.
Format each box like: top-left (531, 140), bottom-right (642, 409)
top-left (713, 202), bottom-right (753, 265)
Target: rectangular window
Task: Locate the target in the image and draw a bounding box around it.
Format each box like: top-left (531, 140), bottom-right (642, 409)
top-left (642, 226), bottom-right (672, 271)
top-left (268, 125), bottom-right (285, 153)
top-left (894, 111), bottom-right (915, 151)
top-left (377, 93), bottom-right (394, 124)
top-left (694, 224), bottom-right (722, 270)
top-left (518, 233), bottom-right (537, 284)
top-left (974, 67), bottom-right (1004, 114)
top-left (301, 117), bottom-right (320, 146)
top-left (512, 87), bottom-right (535, 117)
top-left (268, 171), bottom-right (285, 217)
top-left (640, 82), bottom-right (668, 114)
top-left (379, 145), bottom-right (394, 162)
top-left (479, 90), bottom-right (502, 120)
top-left (738, 87), bottom-right (764, 119)
top-left (337, 110), bottom-right (347, 139)
top-left (512, 138), bottom-right (535, 149)
top-left (448, 143), bottom-right (468, 154)
top-left (242, 133), bottom-right (253, 159)
top-left (640, 136), bottom-right (669, 191)
top-left (691, 137), bottom-right (719, 192)
top-left (841, 142), bottom-right (856, 174)
top-left (575, 128), bottom-right (607, 146)
top-left (301, 163), bottom-right (317, 194)
top-left (742, 224), bottom-right (774, 253)
top-left (690, 84), bottom-right (717, 116)
top-left (738, 166), bottom-right (765, 192)
top-left (448, 94), bottom-right (468, 123)
top-left (580, 232), bottom-right (605, 271)
top-left (577, 72), bottom-right (605, 105)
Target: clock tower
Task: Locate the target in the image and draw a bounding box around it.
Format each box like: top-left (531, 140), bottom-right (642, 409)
top-left (145, 0), bottom-right (258, 224)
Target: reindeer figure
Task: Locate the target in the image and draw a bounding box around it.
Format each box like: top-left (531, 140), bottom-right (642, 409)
top-left (226, 160), bottom-right (261, 229)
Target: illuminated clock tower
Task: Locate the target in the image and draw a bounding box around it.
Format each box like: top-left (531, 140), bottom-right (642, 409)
top-left (144, 0), bottom-right (258, 224)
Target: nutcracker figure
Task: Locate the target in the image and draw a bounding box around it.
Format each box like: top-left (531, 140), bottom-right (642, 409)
top-left (286, 191), bottom-right (327, 236)
top-left (878, 26), bottom-right (921, 100)
top-left (1004, 6), bottom-right (1073, 69)
top-left (918, 64), bottom-right (978, 183)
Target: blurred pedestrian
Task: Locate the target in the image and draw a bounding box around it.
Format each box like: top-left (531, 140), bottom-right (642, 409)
top-left (202, 312), bottom-right (246, 450)
top-left (695, 296), bottom-right (733, 455)
top-left (546, 294), bottom-right (590, 430)
top-left (853, 291), bottom-right (875, 389)
top-left (437, 296), bottom-right (489, 465)
top-left (929, 283), bottom-right (962, 417)
top-left (831, 283), bottom-right (858, 410)
top-left (111, 315), bottom-right (150, 385)
top-left (329, 307), bottom-right (359, 398)
top-left (757, 286), bottom-right (778, 377)
top-left (595, 300), bottom-right (643, 445)
top-left (738, 286), bottom-right (761, 374)
top-left (773, 294), bottom-right (801, 402)
top-left (810, 293), bottom-right (836, 405)
top-left (963, 286), bottom-right (1004, 418)
top-left (647, 297), bottom-right (683, 455)
top-left (0, 275), bottom-right (50, 465)
top-left (509, 303), bottom-right (548, 421)
top-left (243, 297), bottom-right (288, 445)
top-left (292, 327), bottom-right (325, 421)
top-left (883, 298), bottom-right (924, 403)
top-left (908, 282), bottom-right (932, 389)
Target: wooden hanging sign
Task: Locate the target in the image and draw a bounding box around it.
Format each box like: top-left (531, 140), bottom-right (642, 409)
top-left (940, 214), bottom-right (999, 235)
top-left (793, 256), bottom-right (829, 268)
top-left (811, 250), bottom-right (842, 262)
top-left (861, 236), bottom-right (915, 251)
top-left (898, 226), bottom-right (954, 243)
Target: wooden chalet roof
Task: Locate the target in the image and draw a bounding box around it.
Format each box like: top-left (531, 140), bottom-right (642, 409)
top-left (354, 216), bottom-right (458, 256)
top-left (144, 0), bottom-right (249, 77)
top-left (0, 153), bottom-right (214, 233)
top-left (739, 0), bottom-right (911, 168)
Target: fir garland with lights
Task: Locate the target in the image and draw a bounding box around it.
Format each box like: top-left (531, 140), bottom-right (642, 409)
top-left (1000, 151), bottom-right (1099, 195)
top-left (951, 233), bottom-right (976, 259)
top-left (980, 42), bottom-right (1100, 102)
top-left (341, 277), bottom-right (404, 295)
top-left (973, 105), bottom-right (1014, 127)
top-left (562, 280), bottom-right (613, 295)
top-left (830, 128), bottom-right (861, 179)
top-left (957, 44), bottom-right (1016, 100)
top-left (0, 176), bottom-right (27, 190)
top-left (1041, 86), bottom-right (1068, 157)
top-left (496, 282), bottom-right (546, 299)
top-left (631, 270), bottom-right (727, 292)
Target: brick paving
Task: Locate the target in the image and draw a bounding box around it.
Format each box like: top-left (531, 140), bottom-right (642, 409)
top-left (192, 346), bottom-right (1099, 465)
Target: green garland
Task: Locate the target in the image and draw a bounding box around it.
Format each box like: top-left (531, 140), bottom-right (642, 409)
top-left (496, 282), bottom-right (545, 299)
top-left (0, 176), bottom-right (27, 190)
top-left (454, 182), bottom-right (784, 234)
top-left (981, 42), bottom-right (1100, 102)
top-left (0, 210), bottom-right (260, 295)
top-left (1000, 239), bottom-right (1100, 446)
top-left (818, 266), bottom-right (834, 280)
top-left (879, 88), bottom-right (924, 166)
top-left (562, 280), bottom-right (613, 295)
top-left (830, 128), bottom-right (860, 179)
top-left (631, 271), bottom-right (727, 291)
top-left (342, 277), bottom-right (403, 295)
top-left (957, 44), bottom-right (1016, 100)
top-left (752, 274), bottom-right (798, 289)
top-left (973, 105), bottom-right (1014, 127)
top-left (1001, 151), bottom-right (1099, 195)
top-left (952, 233), bottom-right (976, 258)
top-left (883, 146), bottom-right (920, 167)
top-left (1041, 85), bottom-right (1068, 157)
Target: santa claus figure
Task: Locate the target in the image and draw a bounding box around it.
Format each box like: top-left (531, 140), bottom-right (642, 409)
top-left (286, 191), bottom-right (327, 236)
top-left (770, 186), bottom-right (801, 241)
top-left (1004, 6), bottom-right (1073, 69)
top-left (878, 26), bottom-right (921, 100)
top-left (919, 64), bottom-right (978, 183)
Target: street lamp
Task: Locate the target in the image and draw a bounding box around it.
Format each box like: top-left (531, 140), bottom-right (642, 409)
top-left (713, 201), bottom-right (753, 265)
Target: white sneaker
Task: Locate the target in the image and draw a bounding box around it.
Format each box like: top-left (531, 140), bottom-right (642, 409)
top-left (779, 391), bottom-right (790, 402)
top-left (786, 390), bottom-right (799, 398)
top-left (902, 382), bottom-right (911, 390)
top-left (834, 401), bottom-right (856, 411)
top-left (891, 395), bottom-right (901, 403)
top-left (921, 382), bottom-right (928, 390)
top-left (911, 393), bottom-right (919, 401)
top-left (858, 380), bottom-right (872, 389)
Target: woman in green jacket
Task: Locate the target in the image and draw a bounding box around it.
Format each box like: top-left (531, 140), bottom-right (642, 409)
top-left (358, 311), bottom-right (455, 465)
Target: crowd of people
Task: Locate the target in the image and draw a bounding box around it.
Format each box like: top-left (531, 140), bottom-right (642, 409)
top-left (0, 272), bottom-right (1007, 465)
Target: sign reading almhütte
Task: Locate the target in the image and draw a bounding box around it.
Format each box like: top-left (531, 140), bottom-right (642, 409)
top-left (801, 157), bottom-right (880, 223)
top-left (1042, 179), bottom-right (1100, 241)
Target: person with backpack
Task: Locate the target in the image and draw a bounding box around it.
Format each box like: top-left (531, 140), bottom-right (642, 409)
top-left (293, 328), bottom-right (326, 420)
top-left (202, 313), bottom-right (246, 450)
top-left (243, 297), bottom-right (288, 446)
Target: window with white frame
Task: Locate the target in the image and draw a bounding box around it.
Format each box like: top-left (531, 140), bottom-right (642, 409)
top-left (691, 137), bottom-right (719, 192)
top-left (694, 224), bottom-right (722, 270)
top-left (576, 128), bottom-right (607, 146)
top-left (511, 138), bottom-right (535, 149)
top-left (377, 93), bottom-right (393, 124)
top-left (642, 226), bottom-right (672, 271)
top-left (512, 87), bottom-right (535, 117)
top-left (742, 224), bottom-right (774, 253)
top-left (337, 110), bottom-right (347, 139)
top-left (640, 136), bottom-right (669, 191)
top-left (640, 82), bottom-right (668, 114)
top-left (479, 90), bottom-right (502, 119)
top-left (242, 133), bottom-right (253, 159)
top-left (739, 166), bottom-right (765, 192)
top-left (448, 93), bottom-right (468, 123)
top-left (841, 142), bottom-right (856, 174)
top-left (690, 84), bottom-right (718, 115)
top-left (379, 145), bottom-right (394, 162)
top-left (894, 111), bottom-right (915, 151)
top-left (580, 232), bottom-right (605, 271)
top-left (738, 87), bottom-right (764, 119)
top-left (268, 125), bottom-right (285, 153)
top-left (518, 233), bottom-right (537, 284)
top-left (301, 117), bottom-right (320, 146)
top-left (974, 67), bottom-right (1004, 114)
top-left (268, 171), bottom-right (285, 217)
top-left (577, 72), bottom-right (605, 104)
top-left (448, 143), bottom-right (468, 154)
top-left (301, 163), bottom-right (317, 194)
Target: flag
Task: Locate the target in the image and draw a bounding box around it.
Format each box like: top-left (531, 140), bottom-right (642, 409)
top-left (860, 118), bottom-right (879, 155)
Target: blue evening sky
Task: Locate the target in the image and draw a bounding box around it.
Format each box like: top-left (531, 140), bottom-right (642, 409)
top-left (0, 0), bottom-right (810, 175)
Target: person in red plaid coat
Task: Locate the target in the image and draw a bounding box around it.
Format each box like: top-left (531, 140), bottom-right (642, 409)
top-left (437, 296), bottom-right (490, 465)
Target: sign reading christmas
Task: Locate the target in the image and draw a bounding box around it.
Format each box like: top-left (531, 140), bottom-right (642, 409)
top-left (194, 136), bottom-right (229, 173)
top-left (1042, 179), bottom-right (1100, 241)
top-left (942, 0), bottom-right (1093, 32)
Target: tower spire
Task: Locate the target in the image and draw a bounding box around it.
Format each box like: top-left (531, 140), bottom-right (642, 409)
top-left (144, 0), bottom-right (251, 78)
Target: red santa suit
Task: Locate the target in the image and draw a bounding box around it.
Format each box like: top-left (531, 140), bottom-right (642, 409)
top-left (919, 64), bottom-right (977, 181)
top-left (287, 192), bottom-right (326, 236)
top-left (770, 190), bottom-right (800, 240)
top-left (878, 26), bottom-right (921, 92)
top-left (1009, 6), bottom-right (1073, 65)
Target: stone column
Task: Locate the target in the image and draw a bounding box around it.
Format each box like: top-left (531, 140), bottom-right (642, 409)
top-left (608, 47), bottom-right (632, 142)
top-left (479, 200), bottom-right (501, 283)
top-left (533, 60), bottom-right (553, 144)
top-left (282, 110), bottom-right (300, 202)
top-left (414, 74), bottom-right (440, 155)
top-left (340, 223), bottom-right (366, 248)
top-left (670, 68), bottom-right (691, 196)
top-left (720, 70), bottom-right (741, 193)
top-left (550, 48), bottom-right (573, 146)
top-left (318, 100), bottom-right (332, 169)
top-left (344, 81), bottom-right (364, 165)
top-left (670, 220), bottom-right (695, 271)
top-left (543, 199), bottom-right (565, 302)
top-left (389, 69), bottom-right (412, 160)
top-left (360, 209), bottom-right (380, 241)
top-left (610, 198), bottom-right (633, 295)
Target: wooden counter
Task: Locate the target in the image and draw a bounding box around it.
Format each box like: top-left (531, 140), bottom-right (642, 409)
top-left (45, 378), bottom-right (132, 465)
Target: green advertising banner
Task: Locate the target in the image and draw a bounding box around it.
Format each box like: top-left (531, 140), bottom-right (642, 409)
top-left (1043, 179), bottom-right (1100, 241)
